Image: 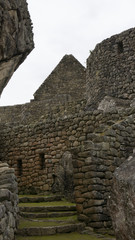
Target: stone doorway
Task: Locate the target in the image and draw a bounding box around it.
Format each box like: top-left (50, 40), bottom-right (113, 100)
top-left (52, 151), bottom-right (74, 201)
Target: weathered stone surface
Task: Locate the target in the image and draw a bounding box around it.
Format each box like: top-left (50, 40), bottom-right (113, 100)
top-left (109, 154), bottom-right (135, 240)
top-left (34, 54), bottom-right (86, 103)
top-left (86, 28), bottom-right (135, 110)
top-left (1, 26), bottom-right (135, 235)
top-left (98, 96), bottom-right (116, 112)
top-left (0, 0), bottom-right (34, 95)
top-left (0, 163), bottom-right (18, 240)
top-left (17, 223), bottom-right (85, 236)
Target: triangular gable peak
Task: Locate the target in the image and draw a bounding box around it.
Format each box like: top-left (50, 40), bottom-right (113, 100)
top-left (33, 54), bottom-right (86, 103)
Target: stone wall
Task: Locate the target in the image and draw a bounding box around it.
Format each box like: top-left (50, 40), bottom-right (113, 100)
top-left (1, 27), bottom-right (135, 234)
top-left (0, 99), bottom-right (86, 125)
top-left (86, 28), bottom-right (135, 110)
top-left (34, 54), bottom-right (86, 103)
top-left (74, 112), bottom-right (135, 232)
top-left (0, 162), bottom-right (18, 240)
top-left (0, 106), bottom-right (134, 231)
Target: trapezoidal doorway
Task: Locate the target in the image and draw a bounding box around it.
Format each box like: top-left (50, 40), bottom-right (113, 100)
top-left (52, 151), bottom-right (74, 201)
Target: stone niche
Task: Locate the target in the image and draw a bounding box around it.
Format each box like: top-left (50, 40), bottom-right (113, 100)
top-left (52, 151), bottom-right (74, 201)
top-left (0, 0), bottom-right (34, 95)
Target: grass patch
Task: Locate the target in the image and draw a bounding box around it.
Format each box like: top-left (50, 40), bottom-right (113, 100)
top-left (22, 211), bottom-right (75, 214)
top-left (18, 219), bottom-right (78, 228)
top-left (35, 215), bottom-right (78, 222)
top-left (15, 232), bottom-right (111, 240)
top-left (19, 201), bottom-right (75, 207)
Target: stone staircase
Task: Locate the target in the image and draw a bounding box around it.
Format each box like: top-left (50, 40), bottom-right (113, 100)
top-left (16, 195), bottom-right (85, 237)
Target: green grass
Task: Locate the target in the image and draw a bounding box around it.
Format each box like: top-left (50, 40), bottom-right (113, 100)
top-left (19, 201), bottom-right (75, 207)
top-left (19, 219), bottom-right (76, 228)
top-left (29, 215), bottom-right (77, 222)
top-left (19, 215), bottom-right (78, 229)
top-left (15, 232), bottom-right (113, 240)
top-left (22, 211), bottom-right (75, 214)
top-left (35, 215), bottom-right (77, 222)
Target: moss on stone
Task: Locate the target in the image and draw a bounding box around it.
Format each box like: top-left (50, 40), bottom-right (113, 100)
top-left (19, 219), bottom-right (72, 228)
top-left (16, 232), bottom-right (114, 240)
top-left (19, 201), bottom-right (75, 207)
top-left (36, 215), bottom-right (78, 222)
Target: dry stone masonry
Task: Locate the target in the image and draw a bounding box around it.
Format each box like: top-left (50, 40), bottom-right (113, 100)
top-left (0, 0), bottom-right (34, 239)
top-left (0, 23), bottom-right (135, 239)
top-left (34, 54), bottom-right (86, 103)
top-left (86, 28), bottom-right (135, 110)
top-left (0, 163), bottom-right (18, 240)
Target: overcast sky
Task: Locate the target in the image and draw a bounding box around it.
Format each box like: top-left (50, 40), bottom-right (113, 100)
top-left (0, 0), bottom-right (135, 106)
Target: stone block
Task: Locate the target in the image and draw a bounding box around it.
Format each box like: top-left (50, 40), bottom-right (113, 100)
top-left (76, 204), bottom-right (83, 213)
top-left (109, 154), bottom-right (135, 240)
top-left (0, 205), bottom-right (6, 219)
top-left (0, 217), bottom-right (7, 234)
top-left (83, 206), bottom-right (103, 215)
top-left (0, 189), bottom-right (10, 201)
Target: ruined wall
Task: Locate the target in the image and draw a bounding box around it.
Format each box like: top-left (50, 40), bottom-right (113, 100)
top-left (0, 99), bottom-right (86, 125)
top-left (0, 0), bottom-right (34, 95)
top-left (86, 28), bottom-right (135, 110)
top-left (0, 162), bottom-right (18, 240)
top-left (0, 106), bottom-right (134, 231)
top-left (0, 53), bottom-right (86, 125)
top-left (0, 26), bottom-right (135, 233)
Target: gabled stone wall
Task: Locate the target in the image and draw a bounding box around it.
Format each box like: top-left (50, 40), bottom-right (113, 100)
top-left (34, 55), bottom-right (86, 103)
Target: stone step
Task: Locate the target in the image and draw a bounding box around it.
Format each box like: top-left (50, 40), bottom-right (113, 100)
top-left (19, 215), bottom-right (78, 225)
top-left (15, 232), bottom-right (116, 240)
top-left (17, 222), bottom-right (85, 236)
top-left (17, 195), bottom-right (83, 237)
top-left (20, 211), bottom-right (77, 218)
top-left (19, 205), bottom-right (76, 213)
top-left (19, 195), bottom-right (63, 203)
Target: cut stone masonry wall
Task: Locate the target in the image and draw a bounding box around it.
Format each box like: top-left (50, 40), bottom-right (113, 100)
top-left (74, 112), bottom-right (135, 231)
top-left (0, 107), bottom-right (135, 231)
